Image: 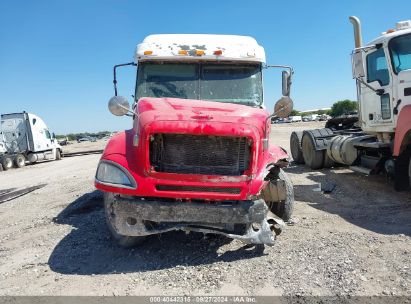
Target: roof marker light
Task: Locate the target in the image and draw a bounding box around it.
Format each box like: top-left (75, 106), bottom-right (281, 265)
top-left (397, 20), bottom-right (411, 30)
top-left (195, 50), bottom-right (205, 56)
top-left (213, 50), bottom-right (223, 56)
top-left (386, 29), bottom-right (396, 34)
top-left (178, 50), bottom-right (188, 55)
top-left (144, 50), bottom-right (153, 55)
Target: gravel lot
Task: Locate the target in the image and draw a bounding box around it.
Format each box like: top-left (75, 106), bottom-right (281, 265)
top-left (0, 122), bottom-right (410, 296)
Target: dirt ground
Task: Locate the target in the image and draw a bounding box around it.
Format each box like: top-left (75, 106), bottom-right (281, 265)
top-left (0, 122), bottom-right (410, 296)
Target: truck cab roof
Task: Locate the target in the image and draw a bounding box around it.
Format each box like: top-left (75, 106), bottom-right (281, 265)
top-left (366, 20), bottom-right (411, 46)
top-left (135, 34), bottom-right (266, 64)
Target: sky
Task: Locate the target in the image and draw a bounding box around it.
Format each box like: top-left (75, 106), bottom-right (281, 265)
top-left (1, 0), bottom-right (410, 134)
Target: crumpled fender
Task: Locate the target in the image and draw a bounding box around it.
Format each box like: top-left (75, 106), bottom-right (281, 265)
top-left (248, 144), bottom-right (290, 197)
top-left (394, 105), bottom-right (411, 157)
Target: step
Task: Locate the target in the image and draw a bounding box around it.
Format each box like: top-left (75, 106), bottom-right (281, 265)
top-left (349, 165), bottom-right (372, 175)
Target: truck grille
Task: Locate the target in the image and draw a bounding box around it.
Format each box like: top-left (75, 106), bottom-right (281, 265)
top-left (149, 134), bottom-right (251, 176)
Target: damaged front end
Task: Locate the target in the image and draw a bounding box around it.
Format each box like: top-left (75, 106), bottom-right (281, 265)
top-left (105, 193), bottom-right (285, 246)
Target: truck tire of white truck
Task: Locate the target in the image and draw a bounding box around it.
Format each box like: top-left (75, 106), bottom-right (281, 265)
top-left (394, 147), bottom-right (411, 191)
top-left (301, 129), bottom-right (334, 170)
top-left (55, 149), bottom-right (62, 160)
top-left (290, 131), bottom-right (305, 164)
top-left (1, 156), bottom-right (13, 171)
top-left (302, 133), bottom-right (325, 169)
top-left (14, 154), bottom-right (26, 168)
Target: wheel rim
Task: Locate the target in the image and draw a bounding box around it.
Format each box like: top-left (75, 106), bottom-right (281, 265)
top-left (18, 158), bottom-right (24, 166)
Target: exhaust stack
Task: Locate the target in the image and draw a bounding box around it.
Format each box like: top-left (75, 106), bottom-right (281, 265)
top-left (349, 16), bottom-right (362, 49)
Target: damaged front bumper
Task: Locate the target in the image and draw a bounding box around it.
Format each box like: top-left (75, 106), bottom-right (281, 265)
top-left (105, 194), bottom-right (285, 246)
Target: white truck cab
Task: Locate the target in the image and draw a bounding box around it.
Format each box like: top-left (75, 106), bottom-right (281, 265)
top-left (0, 112), bottom-right (62, 170)
top-left (352, 18), bottom-right (411, 136)
top-left (291, 17), bottom-right (411, 191)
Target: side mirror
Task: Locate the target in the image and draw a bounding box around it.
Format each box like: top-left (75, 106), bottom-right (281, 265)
top-left (108, 96), bottom-right (131, 116)
top-left (274, 96), bottom-right (293, 118)
top-left (282, 70), bottom-right (291, 96)
top-left (352, 51), bottom-right (365, 78)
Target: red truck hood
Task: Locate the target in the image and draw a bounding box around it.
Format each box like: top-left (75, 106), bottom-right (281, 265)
top-left (137, 97), bottom-right (269, 132)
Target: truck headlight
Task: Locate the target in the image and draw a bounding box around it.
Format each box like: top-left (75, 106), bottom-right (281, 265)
top-left (96, 161), bottom-right (137, 189)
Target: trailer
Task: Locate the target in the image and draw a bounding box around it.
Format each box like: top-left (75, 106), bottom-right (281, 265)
top-left (0, 112), bottom-right (63, 170)
top-left (290, 16), bottom-right (411, 191)
top-left (288, 115), bottom-right (302, 122)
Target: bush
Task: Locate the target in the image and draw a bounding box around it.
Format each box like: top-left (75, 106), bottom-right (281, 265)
top-left (57, 131), bottom-right (112, 141)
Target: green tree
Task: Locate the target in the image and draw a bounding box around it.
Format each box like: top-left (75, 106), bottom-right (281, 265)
top-left (330, 100), bottom-right (358, 117)
top-left (290, 109), bottom-right (301, 116)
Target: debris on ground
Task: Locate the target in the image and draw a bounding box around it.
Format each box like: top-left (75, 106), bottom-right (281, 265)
top-left (0, 184), bottom-right (47, 204)
top-left (321, 181), bottom-right (336, 193)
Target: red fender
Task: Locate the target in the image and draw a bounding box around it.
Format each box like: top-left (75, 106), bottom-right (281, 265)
top-left (394, 105), bottom-right (411, 157)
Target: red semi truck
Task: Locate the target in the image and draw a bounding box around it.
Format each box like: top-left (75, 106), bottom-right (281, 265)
top-left (95, 34), bottom-right (294, 247)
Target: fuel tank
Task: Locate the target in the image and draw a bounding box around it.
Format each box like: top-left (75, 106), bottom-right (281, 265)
top-left (327, 135), bottom-right (375, 165)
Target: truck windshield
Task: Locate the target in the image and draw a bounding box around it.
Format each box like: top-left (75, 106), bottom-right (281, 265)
top-left (389, 33), bottom-right (411, 74)
top-left (136, 62), bottom-right (263, 106)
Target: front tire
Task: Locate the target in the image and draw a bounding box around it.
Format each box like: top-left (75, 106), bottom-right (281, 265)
top-left (55, 149), bottom-right (62, 160)
top-left (104, 193), bottom-right (146, 248)
top-left (268, 169), bottom-right (295, 222)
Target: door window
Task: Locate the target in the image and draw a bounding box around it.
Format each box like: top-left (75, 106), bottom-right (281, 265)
top-left (366, 48), bottom-right (390, 86)
top-left (45, 130), bottom-right (51, 139)
top-left (389, 33), bottom-right (411, 74)
top-left (380, 94), bottom-right (391, 120)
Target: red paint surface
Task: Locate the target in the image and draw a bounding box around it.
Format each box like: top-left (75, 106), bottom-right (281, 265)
top-left (393, 105), bottom-right (411, 156)
top-left (95, 97), bottom-right (289, 200)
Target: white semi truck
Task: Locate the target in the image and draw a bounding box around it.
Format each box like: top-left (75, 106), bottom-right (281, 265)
top-left (291, 16), bottom-right (411, 190)
top-left (0, 112), bottom-right (63, 171)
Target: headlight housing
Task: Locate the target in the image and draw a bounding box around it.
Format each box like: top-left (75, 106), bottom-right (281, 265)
top-left (96, 161), bottom-right (137, 189)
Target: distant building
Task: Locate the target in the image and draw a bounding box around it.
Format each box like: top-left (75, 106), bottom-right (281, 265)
top-left (300, 108), bottom-right (331, 114)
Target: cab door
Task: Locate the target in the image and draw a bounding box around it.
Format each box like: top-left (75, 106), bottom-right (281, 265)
top-left (361, 47), bottom-right (394, 132)
top-left (29, 115), bottom-right (53, 152)
top-left (389, 33), bottom-right (411, 125)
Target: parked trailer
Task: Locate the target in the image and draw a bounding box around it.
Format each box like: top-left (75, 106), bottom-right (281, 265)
top-left (289, 115), bottom-right (302, 122)
top-left (291, 16), bottom-right (411, 191)
top-left (0, 112), bottom-right (62, 170)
